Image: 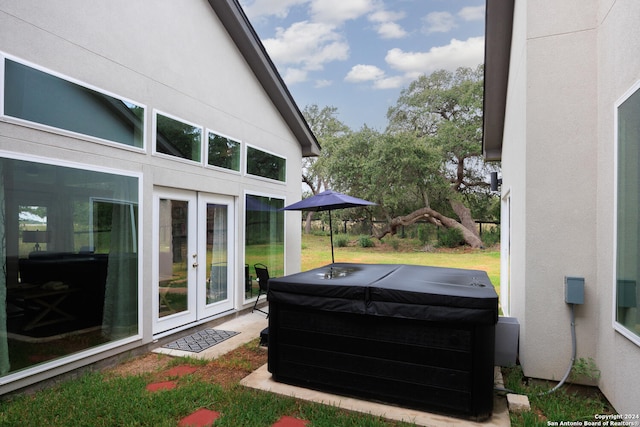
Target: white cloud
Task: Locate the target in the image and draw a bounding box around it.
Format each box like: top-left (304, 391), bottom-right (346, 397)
top-left (240, 0), bottom-right (309, 20)
top-left (282, 68), bottom-right (308, 85)
top-left (375, 21), bottom-right (407, 39)
top-left (367, 9), bottom-right (407, 39)
top-left (344, 64), bottom-right (407, 90)
top-left (368, 9), bottom-right (405, 23)
top-left (372, 75), bottom-right (406, 89)
top-left (422, 11), bottom-right (456, 34)
top-left (345, 64), bottom-right (385, 82)
top-left (458, 5), bottom-right (485, 22)
top-left (385, 37), bottom-right (485, 78)
top-left (262, 21), bottom-right (349, 74)
top-left (309, 0), bottom-right (377, 24)
top-left (314, 79), bottom-right (332, 88)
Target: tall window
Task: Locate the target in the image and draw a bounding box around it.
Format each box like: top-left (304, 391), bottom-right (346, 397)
top-left (246, 146), bottom-right (286, 182)
top-left (244, 194), bottom-right (284, 299)
top-left (616, 82), bottom-right (640, 343)
top-left (0, 157), bottom-right (139, 377)
top-left (3, 58), bottom-right (144, 148)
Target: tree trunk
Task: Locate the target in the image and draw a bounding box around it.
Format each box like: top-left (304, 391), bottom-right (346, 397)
top-left (373, 206), bottom-right (484, 248)
top-left (450, 199), bottom-right (480, 239)
top-left (304, 211), bottom-right (313, 234)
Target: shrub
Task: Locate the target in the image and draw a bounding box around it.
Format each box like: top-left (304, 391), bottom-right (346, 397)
top-left (389, 237), bottom-right (400, 251)
top-left (333, 235), bottom-right (349, 248)
top-left (417, 224), bottom-right (431, 245)
top-left (437, 227), bottom-right (465, 248)
top-left (482, 227), bottom-right (501, 247)
top-left (357, 235), bottom-right (375, 248)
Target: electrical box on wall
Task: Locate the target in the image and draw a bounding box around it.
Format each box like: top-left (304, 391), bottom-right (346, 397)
top-left (565, 276), bottom-right (585, 304)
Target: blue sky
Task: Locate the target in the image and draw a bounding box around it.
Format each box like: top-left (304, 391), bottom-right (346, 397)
top-left (239, 0), bottom-right (486, 131)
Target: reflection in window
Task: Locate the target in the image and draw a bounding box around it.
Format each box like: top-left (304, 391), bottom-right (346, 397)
top-left (19, 206), bottom-right (48, 255)
top-left (0, 157), bottom-right (139, 377)
top-left (245, 194), bottom-right (284, 299)
top-left (158, 199), bottom-right (189, 318)
top-left (616, 84), bottom-right (640, 341)
top-left (3, 59), bottom-right (144, 148)
top-left (208, 132), bottom-right (240, 172)
top-left (155, 113), bottom-right (202, 162)
top-left (246, 146), bottom-right (286, 182)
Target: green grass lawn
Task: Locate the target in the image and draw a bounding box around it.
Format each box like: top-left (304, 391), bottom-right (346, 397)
top-left (301, 233), bottom-right (501, 295)
top-left (0, 234), bottom-right (611, 426)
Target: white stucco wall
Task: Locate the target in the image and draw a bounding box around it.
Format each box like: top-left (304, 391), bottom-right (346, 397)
top-left (594, 0), bottom-right (640, 414)
top-left (1, 0), bottom-right (307, 391)
top-left (502, 0), bottom-right (640, 413)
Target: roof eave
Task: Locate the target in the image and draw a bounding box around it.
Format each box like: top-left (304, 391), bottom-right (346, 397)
top-left (207, 0), bottom-right (321, 157)
top-left (482, 0), bottom-right (515, 162)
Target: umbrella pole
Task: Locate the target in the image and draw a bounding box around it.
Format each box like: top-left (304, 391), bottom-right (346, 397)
top-left (329, 210), bottom-right (334, 263)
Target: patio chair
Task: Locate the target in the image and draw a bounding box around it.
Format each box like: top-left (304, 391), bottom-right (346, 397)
top-left (252, 263), bottom-right (270, 317)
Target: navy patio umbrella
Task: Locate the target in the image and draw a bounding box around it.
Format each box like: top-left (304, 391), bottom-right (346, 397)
top-left (280, 190), bottom-right (376, 263)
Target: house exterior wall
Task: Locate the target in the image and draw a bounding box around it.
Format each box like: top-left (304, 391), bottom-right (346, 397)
top-left (1, 0), bottom-right (307, 393)
top-left (594, 0), bottom-right (640, 413)
top-left (502, 0), bottom-right (640, 413)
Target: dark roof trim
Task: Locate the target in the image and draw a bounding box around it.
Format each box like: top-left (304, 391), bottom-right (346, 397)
top-left (207, 0), bottom-right (321, 157)
top-left (482, 0), bottom-right (515, 161)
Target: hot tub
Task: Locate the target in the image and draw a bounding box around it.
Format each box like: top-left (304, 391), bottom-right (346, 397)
top-left (267, 263), bottom-right (498, 420)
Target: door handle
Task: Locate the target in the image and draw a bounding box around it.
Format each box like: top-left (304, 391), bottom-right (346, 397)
top-left (192, 262), bottom-right (199, 268)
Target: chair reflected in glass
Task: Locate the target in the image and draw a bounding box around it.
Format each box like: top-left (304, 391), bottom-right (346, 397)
top-left (245, 264), bottom-right (253, 298)
top-left (252, 263), bottom-right (270, 317)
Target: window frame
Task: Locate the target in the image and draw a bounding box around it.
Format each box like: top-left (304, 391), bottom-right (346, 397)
top-left (152, 110), bottom-right (204, 165)
top-left (0, 52), bottom-right (146, 153)
top-left (613, 79), bottom-right (640, 347)
top-left (0, 149), bottom-right (144, 385)
top-left (244, 143), bottom-right (287, 184)
top-left (205, 129), bottom-right (242, 174)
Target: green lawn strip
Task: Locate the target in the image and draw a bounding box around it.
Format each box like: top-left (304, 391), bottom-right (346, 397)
top-left (502, 366), bottom-right (613, 427)
top-left (0, 371), bottom-right (415, 426)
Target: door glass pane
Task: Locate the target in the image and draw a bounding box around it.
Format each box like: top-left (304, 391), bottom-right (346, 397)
top-left (206, 203), bottom-right (228, 304)
top-left (158, 199), bottom-right (189, 318)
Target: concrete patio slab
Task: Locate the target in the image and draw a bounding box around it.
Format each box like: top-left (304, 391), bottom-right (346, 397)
top-left (241, 364), bottom-right (510, 427)
top-left (152, 310), bottom-right (269, 360)
top-left (152, 308), bottom-right (510, 426)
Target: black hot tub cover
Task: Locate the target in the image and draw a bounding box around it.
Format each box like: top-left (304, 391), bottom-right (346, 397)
top-left (267, 263), bottom-right (498, 324)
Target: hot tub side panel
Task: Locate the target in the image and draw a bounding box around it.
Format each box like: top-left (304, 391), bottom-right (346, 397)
top-left (267, 302), bottom-right (495, 420)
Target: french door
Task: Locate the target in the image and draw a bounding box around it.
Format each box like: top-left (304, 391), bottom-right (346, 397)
top-left (153, 188), bottom-right (235, 335)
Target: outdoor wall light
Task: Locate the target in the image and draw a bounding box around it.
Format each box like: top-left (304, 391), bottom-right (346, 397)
top-left (490, 172), bottom-right (502, 192)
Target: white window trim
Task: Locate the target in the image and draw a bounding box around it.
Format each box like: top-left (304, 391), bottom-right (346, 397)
top-left (244, 142), bottom-right (287, 184)
top-left (0, 52), bottom-right (147, 153)
top-left (204, 128), bottom-right (242, 175)
top-left (0, 149), bottom-right (145, 386)
top-left (152, 109), bottom-right (205, 165)
top-left (612, 79), bottom-right (640, 347)
top-left (500, 188), bottom-right (511, 317)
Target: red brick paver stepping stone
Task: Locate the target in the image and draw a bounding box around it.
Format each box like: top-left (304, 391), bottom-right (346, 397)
top-left (178, 408), bottom-right (220, 427)
top-left (164, 365), bottom-right (198, 377)
top-left (272, 415), bottom-right (309, 427)
top-left (145, 380), bottom-right (177, 392)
